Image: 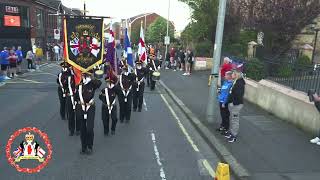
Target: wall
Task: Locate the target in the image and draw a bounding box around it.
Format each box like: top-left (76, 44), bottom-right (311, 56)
top-left (193, 57), bottom-right (213, 71)
top-left (244, 79), bottom-right (320, 134)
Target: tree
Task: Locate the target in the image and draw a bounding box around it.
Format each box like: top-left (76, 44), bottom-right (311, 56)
top-left (130, 23), bottom-right (140, 45)
top-left (145, 17), bottom-right (175, 44)
top-left (233, 0), bottom-right (320, 54)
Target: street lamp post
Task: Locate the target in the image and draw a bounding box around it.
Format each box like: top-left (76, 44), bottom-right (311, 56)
top-left (312, 28), bottom-right (320, 64)
top-left (206, 0), bottom-right (227, 123)
top-left (83, 0), bottom-right (86, 16)
top-left (165, 0), bottom-right (170, 58)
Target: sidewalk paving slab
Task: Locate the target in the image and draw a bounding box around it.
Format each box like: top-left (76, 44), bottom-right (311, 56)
top-left (160, 70), bottom-right (320, 180)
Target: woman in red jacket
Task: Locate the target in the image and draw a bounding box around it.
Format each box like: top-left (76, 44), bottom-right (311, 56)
top-left (8, 49), bottom-right (18, 78)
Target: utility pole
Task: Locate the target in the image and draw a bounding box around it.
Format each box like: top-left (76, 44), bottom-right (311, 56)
top-left (165, 0), bottom-right (171, 60)
top-left (206, 0), bottom-right (227, 123)
top-left (83, 0), bottom-right (86, 16)
top-left (312, 29), bottom-right (319, 64)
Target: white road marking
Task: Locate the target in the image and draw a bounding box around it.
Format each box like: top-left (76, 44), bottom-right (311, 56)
top-left (202, 159), bottom-right (215, 178)
top-left (151, 132), bottom-right (167, 180)
top-left (143, 97), bottom-right (148, 111)
top-left (160, 93), bottom-right (216, 178)
top-left (17, 78), bottom-right (42, 83)
top-left (160, 93), bottom-right (199, 152)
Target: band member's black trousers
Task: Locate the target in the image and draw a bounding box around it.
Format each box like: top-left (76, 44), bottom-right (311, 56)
top-left (219, 102), bottom-right (230, 130)
top-left (66, 96), bottom-right (80, 133)
top-left (101, 105), bottom-right (118, 134)
top-left (58, 87), bottom-right (66, 119)
top-left (76, 104), bottom-right (95, 150)
top-left (133, 83), bottom-right (145, 111)
top-left (147, 72), bottom-right (151, 87)
top-left (119, 94), bottom-right (132, 122)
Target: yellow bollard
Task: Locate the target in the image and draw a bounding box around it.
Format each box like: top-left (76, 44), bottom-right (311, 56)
top-left (214, 162), bottom-right (230, 180)
top-left (208, 75), bottom-right (212, 86)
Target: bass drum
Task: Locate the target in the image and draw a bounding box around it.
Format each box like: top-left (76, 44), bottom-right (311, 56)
top-left (151, 71), bottom-right (161, 81)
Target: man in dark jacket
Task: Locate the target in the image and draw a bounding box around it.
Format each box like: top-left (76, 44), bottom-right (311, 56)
top-left (226, 70), bottom-right (245, 143)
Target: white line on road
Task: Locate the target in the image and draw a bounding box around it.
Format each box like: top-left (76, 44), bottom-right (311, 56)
top-left (151, 132), bottom-right (167, 180)
top-left (160, 93), bottom-right (199, 152)
top-left (143, 97), bottom-right (148, 111)
top-left (160, 93), bottom-right (215, 178)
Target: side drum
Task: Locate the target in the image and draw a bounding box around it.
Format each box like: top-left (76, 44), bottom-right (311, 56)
top-left (152, 71), bottom-right (161, 81)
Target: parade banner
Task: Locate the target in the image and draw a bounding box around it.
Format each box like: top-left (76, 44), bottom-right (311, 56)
top-left (64, 17), bottom-right (104, 72)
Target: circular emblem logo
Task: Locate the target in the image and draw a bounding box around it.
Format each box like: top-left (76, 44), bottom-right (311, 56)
top-left (55, 29), bottom-right (60, 34)
top-left (6, 127), bottom-right (53, 173)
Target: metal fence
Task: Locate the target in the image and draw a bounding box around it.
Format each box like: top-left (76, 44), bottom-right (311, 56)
top-left (262, 60), bottom-right (320, 95)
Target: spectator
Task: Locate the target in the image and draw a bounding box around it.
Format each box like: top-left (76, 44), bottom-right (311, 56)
top-left (15, 46), bottom-right (23, 74)
top-left (225, 70), bottom-right (246, 143)
top-left (8, 49), bottom-right (18, 78)
top-left (170, 47), bottom-right (175, 69)
top-left (220, 57), bottom-right (233, 86)
top-left (179, 50), bottom-right (186, 71)
top-left (26, 50), bottom-right (34, 71)
top-left (184, 49), bottom-right (193, 76)
top-left (32, 43), bottom-right (37, 54)
top-left (217, 71), bottom-right (234, 134)
top-left (156, 50), bottom-right (163, 68)
top-left (165, 51), bottom-right (170, 70)
top-left (310, 93), bottom-right (320, 145)
top-left (54, 44), bottom-right (60, 62)
top-left (35, 45), bottom-right (44, 70)
top-left (189, 49), bottom-right (194, 74)
top-left (0, 47), bottom-right (10, 80)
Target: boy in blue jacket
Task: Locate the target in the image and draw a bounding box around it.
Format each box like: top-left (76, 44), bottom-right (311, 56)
top-left (217, 71), bottom-right (233, 134)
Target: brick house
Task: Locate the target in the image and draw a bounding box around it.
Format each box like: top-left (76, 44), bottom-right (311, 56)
top-left (0, 0), bottom-right (80, 53)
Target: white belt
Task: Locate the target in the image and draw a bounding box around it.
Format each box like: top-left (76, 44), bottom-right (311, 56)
top-left (79, 84), bottom-right (94, 120)
top-left (137, 77), bottom-right (144, 91)
top-left (105, 88), bottom-right (116, 115)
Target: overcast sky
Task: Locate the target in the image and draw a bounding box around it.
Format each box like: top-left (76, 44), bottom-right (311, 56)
top-left (61, 0), bottom-right (191, 31)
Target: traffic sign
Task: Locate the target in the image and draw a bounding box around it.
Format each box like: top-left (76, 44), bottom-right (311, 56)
top-left (54, 29), bottom-right (60, 40)
top-left (164, 36), bottom-right (170, 45)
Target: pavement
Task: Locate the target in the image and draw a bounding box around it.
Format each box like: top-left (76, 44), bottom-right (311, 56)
top-left (160, 69), bottom-right (320, 180)
top-left (0, 61), bottom-right (231, 179)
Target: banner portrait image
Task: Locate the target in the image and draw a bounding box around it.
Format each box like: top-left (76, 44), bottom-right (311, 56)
top-left (64, 17), bottom-right (104, 72)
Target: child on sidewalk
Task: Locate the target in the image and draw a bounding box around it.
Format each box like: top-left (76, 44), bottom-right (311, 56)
top-left (217, 71), bottom-right (234, 134)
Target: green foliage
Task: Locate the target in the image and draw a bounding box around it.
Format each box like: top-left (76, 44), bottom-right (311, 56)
top-left (194, 40), bottom-right (213, 57)
top-left (145, 17), bottom-right (175, 44)
top-left (179, 0), bottom-right (219, 45)
top-left (130, 23), bottom-right (140, 45)
top-left (245, 58), bottom-right (265, 81)
top-left (277, 66), bottom-right (294, 77)
top-left (223, 30), bottom-right (257, 57)
top-left (296, 55), bottom-right (311, 67)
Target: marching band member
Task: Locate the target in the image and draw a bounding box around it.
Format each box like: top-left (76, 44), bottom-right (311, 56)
top-left (57, 62), bottom-right (69, 120)
top-left (75, 71), bottom-right (102, 155)
top-left (133, 60), bottom-right (148, 112)
top-left (65, 65), bottom-right (80, 136)
top-left (118, 64), bottom-right (136, 123)
top-left (99, 72), bottom-right (120, 136)
top-left (147, 54), bottom-right (161, 91)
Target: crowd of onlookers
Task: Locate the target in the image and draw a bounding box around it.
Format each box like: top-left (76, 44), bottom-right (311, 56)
top-left (165, 47), bottom-right (194, 76)
top-left (0, 42), bottom-right (63, 81)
